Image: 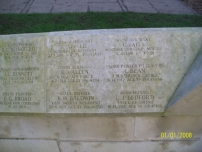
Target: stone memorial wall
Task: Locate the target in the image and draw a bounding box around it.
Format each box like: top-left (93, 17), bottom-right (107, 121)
top-left (0, 28), bottom-right (202, 152)
top-left (0, 28), bottom-right (202, 114)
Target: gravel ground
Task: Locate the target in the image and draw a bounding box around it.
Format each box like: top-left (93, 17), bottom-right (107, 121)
top-left (181, 0), bottom-right (202, 15)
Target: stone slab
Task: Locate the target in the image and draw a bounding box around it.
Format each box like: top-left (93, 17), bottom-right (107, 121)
top-left (134, 116), bottom-right (202, 140)
top-left (88, 3), bottom-right (122, 12)
top-left (0, 33), bottom-right (46, 113)
top-left (88, 0), bottom-right (117, 2)
top-left (0, 140), bottom-right (60, 152)
top-left (0, 116), bottom-right (134, 140)
top-left (59, 141), bottom-right (202, 152)
top-left (52, 0), bottom-right (88, 13)
top-left (0, 0), bottom-right (197, 14)
top-left (0, 0), bottom-right (28, 13)
top-left (0, 28), bottom-right (202, 114)
top-left (27, 0), bottom-right (55, 13)
top-left (148, 0), bottom-right (196, 14)
top-left (124, 0), bottom-right (158, 13)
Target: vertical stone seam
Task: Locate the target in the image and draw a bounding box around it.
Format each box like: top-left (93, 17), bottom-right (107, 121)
top-left (57, 140), bottom-right (62, 152)
top-left (133, 117), bottom-right (136, 141)
top-left (45, 35), bottom-right (47, 114)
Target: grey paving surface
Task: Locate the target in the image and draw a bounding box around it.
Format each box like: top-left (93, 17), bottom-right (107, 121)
top-left (0, 0), bottom-right (198, 14)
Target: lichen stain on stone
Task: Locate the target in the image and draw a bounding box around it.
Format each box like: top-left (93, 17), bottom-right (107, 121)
top-left (66, 125), bottom-right (70, 131)
top-left (92, 143), bottom-right (102, 148)
top-left (3, 126), bottom-right (11, 135)
top-left (160, 141), bottom-right (169, 150)
top-left (108, 118), bottom-right (126, 138)
top-left (54, 132), bottom-right (60, 138)
top-left (71, 142), bottom-right (80, 146)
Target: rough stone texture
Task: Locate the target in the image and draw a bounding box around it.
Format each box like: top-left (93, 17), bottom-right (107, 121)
top-left (134, 116), bottom-right (202, 140)
top-left (59, 141), bottom-right (202, 152)
top-left (0, 33), bottom-right (46, 113)
top-left (0, 140), bottom-right (60, 152)
top-left (0, 28), bottom-right (202, 114)
top-left (0, 116), bottom-right (134, 141)
top-left (165, 83), bottom-right (202, 116)
top-left (46, 28), bottom-right (202, 113)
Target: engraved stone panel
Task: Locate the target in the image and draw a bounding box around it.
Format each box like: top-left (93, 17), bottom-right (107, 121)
top-left (0, 28), bottom-right (202, 113)
top-left (46, 28), bottom-right (202, 113)
top-left (0, 34), bottom-right (46, 113)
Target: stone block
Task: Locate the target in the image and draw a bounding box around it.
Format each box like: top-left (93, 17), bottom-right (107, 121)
top-left (59, 141), bottom-right (202, 152)
top-left (0, 28), bottom-right (202, 114)
top-left (134, 116), bottom-right (202, 140)
top-left (0, 33), bottom-right (46, 113)
top-left (0, 116), bottom-right (134, 141)
top-left (0, 139), bottom-right (60, 152)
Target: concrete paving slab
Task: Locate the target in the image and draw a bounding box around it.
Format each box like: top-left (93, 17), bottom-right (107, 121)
top-left (0, 0), bottom-right (198, 14)
top-left (120, 0), bottom-right (158, 13)
top-left (89, 0), bottom-right (117, 2)
top-left (89, 2), bottom-right (122, 12)
top-left (28, 6), bottom-right (53, 13)
top-left (27, 0), bottom-right (55, 13)
top-left (148, 0), bottom-right (196, 14)
top-left (52, 0), bottom-right (88, 13)
top-left (0, 0), bottom-right (28, 13)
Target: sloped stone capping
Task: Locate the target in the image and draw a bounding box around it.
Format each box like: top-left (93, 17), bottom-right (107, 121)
top-left (0, 28), bottom-right (202, 114)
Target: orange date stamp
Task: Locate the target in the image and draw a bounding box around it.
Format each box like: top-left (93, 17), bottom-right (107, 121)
top-left (160, 132), bottom-right (193, 139)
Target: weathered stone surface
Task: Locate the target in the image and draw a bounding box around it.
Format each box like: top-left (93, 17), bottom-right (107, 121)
top-left (0, 116), bottom-right (134, 140)
top-left (0, 139), bottom-right (60, 152)
top-left (0, 34), bottom-right (46, 113)
top-left (46, 28), bottom-right (202, 113)
top-left (0, 28), bottom-right (202, 113)
top-left (134, 116), bottom-right (202, 140)
top-left (59, 141), bottom-right (202, 152)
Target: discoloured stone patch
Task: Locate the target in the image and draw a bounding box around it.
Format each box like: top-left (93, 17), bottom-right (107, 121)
top-left (0, 139), bottom-right (60, 152)
top-left (0, 116), bottom-right (133, 140)
top-left (59, 141), bottom-right (202, 152)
